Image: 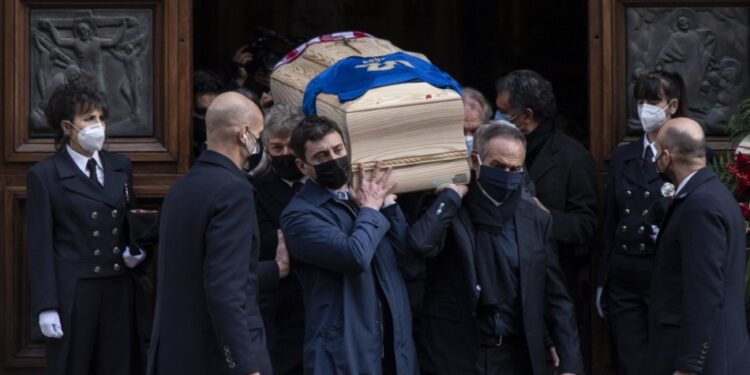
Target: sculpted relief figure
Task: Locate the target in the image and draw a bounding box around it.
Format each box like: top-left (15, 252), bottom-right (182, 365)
top-left (39, 17), bottom-right (131, 92)
top-left (30, 11), bottom-right (152, 136)
top-left (627, 7), bottom-right (748, 135)
top-left (657, 11), bottom-right (714, 113)
top-left (109, 34), bottom-right (147, 124)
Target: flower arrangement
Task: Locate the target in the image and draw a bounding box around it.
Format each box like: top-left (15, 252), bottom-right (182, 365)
top-left (710, 97), bottom-right (750, 328)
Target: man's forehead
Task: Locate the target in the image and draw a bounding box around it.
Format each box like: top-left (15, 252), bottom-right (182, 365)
top-left (484, 137), bottom-right (525, 162)
top-left (306, 132), bottom-right (343, 152)
top-left (268, 134), bottom-right (291, 143)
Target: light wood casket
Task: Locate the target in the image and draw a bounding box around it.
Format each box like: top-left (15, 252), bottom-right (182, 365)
top-left (270, 33), bottom-right (469, 193)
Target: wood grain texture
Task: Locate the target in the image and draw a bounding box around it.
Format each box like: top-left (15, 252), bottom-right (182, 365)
top-left (271, 36), bottom-right (467, 193)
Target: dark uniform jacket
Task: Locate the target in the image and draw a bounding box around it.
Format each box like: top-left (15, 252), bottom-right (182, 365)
top-left (597, 138), bottom-right (665, 288)
top-left (26, 148), bottom-right (136, 374)
top-left (409, 190), bottom-right (584, 375)
top-left (647, 167), bottom-right (750, 375)
top-left (280, 181), bottom-right (419, 375)
top-left (147, 151), bottom-right (271, 375)
top-left (253, 170), bottom-right (305, 374)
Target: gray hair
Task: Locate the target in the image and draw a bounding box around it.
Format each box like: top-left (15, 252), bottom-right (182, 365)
top-left (474, 120), bottom-right (526, 160)
top-left (462, 87), bottom-right (493, 123)
top-left (261, 103), bottom-right (305, 146)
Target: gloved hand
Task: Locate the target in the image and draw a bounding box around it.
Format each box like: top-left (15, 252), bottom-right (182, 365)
top-left (123, 246), bottom-right (147, 268)
top-left (596, 287), bottom-right (605, 319)
top-left (39, 309), bottom-right (63, 338)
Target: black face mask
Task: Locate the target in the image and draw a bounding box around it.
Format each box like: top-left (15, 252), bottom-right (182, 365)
top-left (272, 154), bottom-right (303, 181)
top-left (655, 152), bottom-right (672, 183)
top-left (312, 156), bottom-right (350, 189)
top-left (477, 165), bottom-right (524, 203)
top-left (244, 141), bottom-right (264, 173)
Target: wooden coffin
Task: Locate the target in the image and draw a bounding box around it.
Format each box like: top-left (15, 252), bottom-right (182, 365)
top-left (270, 33), bottom-right (469, 193)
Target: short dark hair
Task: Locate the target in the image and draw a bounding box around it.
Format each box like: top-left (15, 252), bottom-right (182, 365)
top-left (475, 121), bottom-right (526, 160)
top-left (45, 80), bottom-right (109, 150)
top-left (496, 69), bottom-right (557, 120)
top-left (633, 70), bottom-right (686, 117)
top-left (193, 69), bottom-right (224, 96)
top-left (290, 116), bottom-right (344, 161)
top-left (661, 126), bottom-right (705, 162)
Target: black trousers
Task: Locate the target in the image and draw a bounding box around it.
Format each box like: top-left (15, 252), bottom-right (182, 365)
top-left (476, 336), bottom-right (532, 375)
top-left (607, 254), bottom-right (654, 375)
top-left (64, 275), bottom-right (137, 375)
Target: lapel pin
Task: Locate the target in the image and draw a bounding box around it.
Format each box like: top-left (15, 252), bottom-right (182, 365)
top-left (660, 182), bottom-right (675, 198)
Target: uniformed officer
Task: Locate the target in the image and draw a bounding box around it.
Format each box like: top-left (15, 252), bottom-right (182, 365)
top-left (596, 71), bottom-right (685, 374)
top-left (26, 81), bottom-right (145, 375)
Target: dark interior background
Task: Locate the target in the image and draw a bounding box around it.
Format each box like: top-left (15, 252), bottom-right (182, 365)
top-left (193, 0), bottom-right (589, 145)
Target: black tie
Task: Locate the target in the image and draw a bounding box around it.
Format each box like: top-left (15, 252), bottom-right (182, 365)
top-left (643, 146), bottom-right (654, 166)
top-left (87, 159), bottom-right (102, 189)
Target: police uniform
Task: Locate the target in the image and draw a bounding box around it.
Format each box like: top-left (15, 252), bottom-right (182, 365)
top-left (597, 136), bottom-right (668, 375)
top-left (26, 147), bottom-right (140, 375)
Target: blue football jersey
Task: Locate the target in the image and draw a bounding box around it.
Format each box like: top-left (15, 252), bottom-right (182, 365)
top-left (302, 51), bottom-right (462, 115)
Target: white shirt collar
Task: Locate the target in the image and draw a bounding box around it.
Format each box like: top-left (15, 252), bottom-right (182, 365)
top-left (642, 136), bottom-right (657, 162)
top-left (66, 145), bottom-right (102, 171)
top-left (66, 145), bottom-right (103, 186)
top-left (675, 170), bottom-right (699, 196)
top-left (327, 185), bottom-right (349, 200)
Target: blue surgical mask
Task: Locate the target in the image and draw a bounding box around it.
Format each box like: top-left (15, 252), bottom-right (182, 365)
top-left (465, 135), bottom-right (474, 157)
top-left (494, 110), bottom-right (516, 123)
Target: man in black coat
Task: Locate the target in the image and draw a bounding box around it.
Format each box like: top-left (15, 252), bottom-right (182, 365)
top-left (148, 92), bottom-right (271, 375)
top-left (495, 70), bottom-right (598, 364)
top-left (646, 118), bottom-right (750, 375)
top-left (253, 103), bottom-right (305, 375)
top-left (409, 122), bottom-right (583, 375)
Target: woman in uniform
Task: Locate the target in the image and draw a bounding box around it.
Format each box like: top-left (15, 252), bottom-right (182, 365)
top-left (597, 70), bottom-right (685, 375)
top-left (26, 80), bottom-right (145, 374)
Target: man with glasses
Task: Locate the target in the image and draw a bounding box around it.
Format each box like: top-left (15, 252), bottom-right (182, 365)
top-left (495, 69), bottom-right (597, 369)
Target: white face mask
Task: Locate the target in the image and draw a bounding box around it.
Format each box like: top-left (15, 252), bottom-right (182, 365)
top-left (243, 130), bottom-right (261, 156)
top-left (68, 121), bottom-right (105, 152)
top-left (638, 102), bottom-right (672, 132)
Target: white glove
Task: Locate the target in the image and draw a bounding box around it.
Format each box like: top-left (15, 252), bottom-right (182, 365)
top-left (650, 225), bottom-right (660, 242)
top-left (39, 309), bottom-right (63, 338)
top-left (123, 246), bottom-right (147, 268)
top-left (595, 287), bottom-right (604, 319)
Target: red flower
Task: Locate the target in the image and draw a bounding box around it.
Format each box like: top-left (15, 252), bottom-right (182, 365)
top-left (737, 152), bottom-right (750, 171)
top-left (739, 202), bottom-right (750, 220)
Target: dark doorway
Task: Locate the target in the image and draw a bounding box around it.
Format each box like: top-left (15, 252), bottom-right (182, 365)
top-left (193, 0), bottom-right (589, 145)
top-left (192, 0), bottom-right (595, 371)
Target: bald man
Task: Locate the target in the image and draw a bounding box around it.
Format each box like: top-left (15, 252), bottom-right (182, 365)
top-left (646, 118), bottom-right (750, 375)
top-left (148, 93), bottom-right (272, 375)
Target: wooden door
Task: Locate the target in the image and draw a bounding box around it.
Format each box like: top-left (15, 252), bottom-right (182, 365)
top-left (0, 0), bottom-right (192, 373)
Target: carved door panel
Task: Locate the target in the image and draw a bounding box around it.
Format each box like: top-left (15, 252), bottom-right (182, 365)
top-left (0, 1), bottom-right (192, 373)
top-left (589, 1), bottom-right (749, 374)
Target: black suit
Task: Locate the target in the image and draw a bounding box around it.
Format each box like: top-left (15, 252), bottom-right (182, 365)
top-left (26, 148), bottom-right (140, 375)
top-left (646, 167), bottom-right (750, 375)
top-left (409, 190), bottom-right (583, 375)
top-left (148, 151), bottom-right (271, 375)
top-left (253, 171), bottom-right (304, 375)
top-left (527, 124), bottom-right (598, 367)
